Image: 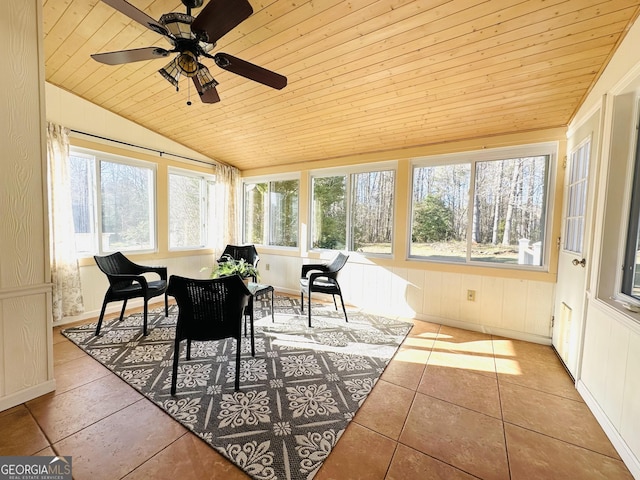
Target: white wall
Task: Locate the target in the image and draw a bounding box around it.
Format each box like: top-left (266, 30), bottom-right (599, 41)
top-left (46, 83), bottom-right (216, 165)
top-left (0, 0), bottom-right (55, 411)
top-left (258, 252), bottom-right (554, 343)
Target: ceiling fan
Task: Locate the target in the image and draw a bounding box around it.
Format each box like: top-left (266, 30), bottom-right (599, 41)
top-left (91, 0), bottom-right (287, 104)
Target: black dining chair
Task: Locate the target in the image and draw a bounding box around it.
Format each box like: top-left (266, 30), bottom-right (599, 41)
top-left (93, 252), bottom-right (168, 336)
top-left (167, 274), bottom-right (251, 394)
top-left (217, 244), bottom-right (260, 281)
top-left (300, 252), bottom-right (349, 327)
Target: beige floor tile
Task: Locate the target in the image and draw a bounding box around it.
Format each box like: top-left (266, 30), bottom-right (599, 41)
top-left (427, 349), bottom-right (496, 378)
top-left (53, 399), bottom-right (186, 480)
top-left (315, 423), bottom-right (396, 480)
top-left (496, 354), bottom-right (581, 401)
top-left (380, 353), bottom-right (426, 391)
top-left (53, 355), bottom-right (112, 394)
top-left (354, 379), bottom-right (415, 439)
top-left (53, 339), bottom-right (88, 366)
top-left (401, 334), bottom-right (438, 351)
top-left (505, 423), bottom-right (634, 480)
top-left (493, 337), bottom-right (559, 364)
top-left (434, 326), bottom-right (495, 355)
top-left (386, 443), bottom-right (477, 480)
top-left (407, 319), bottom-right (440, 338)
top-left (0, 405), bottom-right (49, 456)
top-left (53, 327), bottom-right (68, 344)
top-left (500, 381), bottom-right (619, 458)
top-left (35, 446), bottom-right (57, 456)
top-left (399, 393), bottom-right (509, 480)
top-left (123, 433), bottom-right (249, 480)
top-left (27, 374), bottom-right (144, 443)
top-left (418, 364), bottom-right (502, 418)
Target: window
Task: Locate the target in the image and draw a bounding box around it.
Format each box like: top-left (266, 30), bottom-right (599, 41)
top-left (622, 121), bottom-right (640, 299)
top-left (411, 145), bottom-right (553, 268)
top-left (70, 149), bottom-right (156, 254)
top-left (411, 164), bottom-right (470, 261)
top-left (564, 139), bottom-right (591, 254)
top-left (311, 169), bottom-right (395, 254)
top-left (168, 169), bottom-right (215, 249)
top-left (243, 179), bottom-right (299, 247)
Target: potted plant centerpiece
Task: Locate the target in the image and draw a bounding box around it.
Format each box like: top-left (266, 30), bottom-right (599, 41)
top-left (209, 255), bottom-right (259, 284)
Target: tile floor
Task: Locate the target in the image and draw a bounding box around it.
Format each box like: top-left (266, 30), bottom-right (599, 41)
top-left (0, 305), bottom-right (634, 480)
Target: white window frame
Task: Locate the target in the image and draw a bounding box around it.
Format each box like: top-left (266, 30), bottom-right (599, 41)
top-left (242, 173), bottom-right (300, 249)
top-left (168, 167), bottom-right (216, 251)
top-left (309, 161), bottom-right (397, 257)
top-left (70, 146), bottom-right (157, 256)
top-left (409, 142), bottom-right (557, 271)
top-left (563, 137), bottom-right (591, 255)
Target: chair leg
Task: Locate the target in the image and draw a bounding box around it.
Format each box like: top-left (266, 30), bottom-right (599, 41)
top-left (186, 340), bottom-right (192, 360)
top-left (338, 293), bottom-right (348, 322)
top-left (308, 291), bottom-right (312, 327)
top-left (300, 292), bottom-right (304, 312)
top-left (119, 300), bottom-right (128, 321)
top-left (171, 339), bottom-right (180, 395)
top-left (95, 297), bottom-right (109, 336)
top-left (271, 288), bottom-right (275, 322)
top-left (234, 337), bottom-right (241, 391)
top-left (332, 294), bottom-right (338, 310)
top-left (164, 293), bottom-right (169, 316)
top-left (143, 301), bottom-right (149, 336)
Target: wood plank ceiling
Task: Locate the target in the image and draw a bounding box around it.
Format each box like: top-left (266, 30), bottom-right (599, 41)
top-left (43, 0), bottom-right (640, 171)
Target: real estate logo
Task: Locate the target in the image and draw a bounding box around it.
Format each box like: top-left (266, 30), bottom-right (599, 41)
top-left (0, 456), bottom-right (72, 480)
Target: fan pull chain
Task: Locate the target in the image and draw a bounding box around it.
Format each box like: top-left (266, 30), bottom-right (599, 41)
top-left (187, 79), bottom-right (192, 106)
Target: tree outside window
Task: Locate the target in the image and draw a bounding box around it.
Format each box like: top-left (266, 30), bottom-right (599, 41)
top-left (244, 180), bottom-right (299, 247)
top-left (411, 154), bottom-right (550, 267)
top-left (69, 150), bottom-right (155, 254)
top-left (169, 171), bottom-right (215, 249)
top-left (311, 170), bottom-right (395, 254)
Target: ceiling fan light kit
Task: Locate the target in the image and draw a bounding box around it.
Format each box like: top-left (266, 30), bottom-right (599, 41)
top-left (159, 12), bottom-right (194, 40)
top-left (92, 0), bottom-right (287, 104)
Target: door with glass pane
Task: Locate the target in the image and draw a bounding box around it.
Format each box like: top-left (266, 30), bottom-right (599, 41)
top-left (553, 136), bottom-right (593, 378)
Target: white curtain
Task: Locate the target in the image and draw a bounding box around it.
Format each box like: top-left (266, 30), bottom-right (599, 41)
top-left (47, 123), bottom-right (84, 323)
top-left (213, 163), bottom-right (241, 253)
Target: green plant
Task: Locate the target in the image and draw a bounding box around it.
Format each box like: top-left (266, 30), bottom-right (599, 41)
top-left (209, 255), bottom-right (259, 280)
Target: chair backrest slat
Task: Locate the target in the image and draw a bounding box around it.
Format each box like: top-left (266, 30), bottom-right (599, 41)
top-left (325, 252), bottom-right (348, 278)
top-left (218, 244), bottom-right (259, 268)
top-left (168, 274), bottom-right (250, 342)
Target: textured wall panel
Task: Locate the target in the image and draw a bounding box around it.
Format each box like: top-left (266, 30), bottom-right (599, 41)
top-left (1, 0), bottom-right (46, 289)
top-left (0, 0), bottom-right (53, 410)
top-left (2, 294), bottom-right (48, 395)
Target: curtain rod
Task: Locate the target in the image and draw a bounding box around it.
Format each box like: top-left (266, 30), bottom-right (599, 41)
top-left (69, 129), bottom-right (218, 167)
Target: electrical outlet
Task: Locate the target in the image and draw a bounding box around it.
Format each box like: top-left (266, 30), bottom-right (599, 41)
top-left (265, 263), bottom-right (270, 271)
top-left (467, 289), bottom-right (476, 301)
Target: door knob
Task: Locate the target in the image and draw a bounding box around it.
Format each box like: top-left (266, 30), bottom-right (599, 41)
top-left (572, 258), bottom-right (586, 267)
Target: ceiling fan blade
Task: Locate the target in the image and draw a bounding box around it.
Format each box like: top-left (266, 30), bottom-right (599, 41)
top-left (193, 77), bottom-right (220, 103)
top-left (91, 47), bottom-right (171, 65)
top-left (191, 0), bottom-right (253, 45)
top-left (101, 0), bottom-right (169, 36)
top-left (214, 53), bottom-right (287, 90)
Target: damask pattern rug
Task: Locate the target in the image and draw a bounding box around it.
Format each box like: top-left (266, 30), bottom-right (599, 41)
top-left (62, 296), bottom-right (412, 480)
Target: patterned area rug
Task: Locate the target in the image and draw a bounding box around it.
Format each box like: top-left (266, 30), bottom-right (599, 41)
top-left (62, 296), bottom-right (412, 480)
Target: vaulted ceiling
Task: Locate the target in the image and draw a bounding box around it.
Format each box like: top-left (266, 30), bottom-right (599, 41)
top-left (43, 0), bottom-right (640, 170)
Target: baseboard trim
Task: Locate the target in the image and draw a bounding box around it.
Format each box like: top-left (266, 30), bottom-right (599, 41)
top-left (0, 380), bottom-right (56, 412)
top-left (577, 380), bottom-right (640, 479)
top-left (55, 297), bottom-right (167, 327)
top-left (415, 313), bottom-right (552, 345)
